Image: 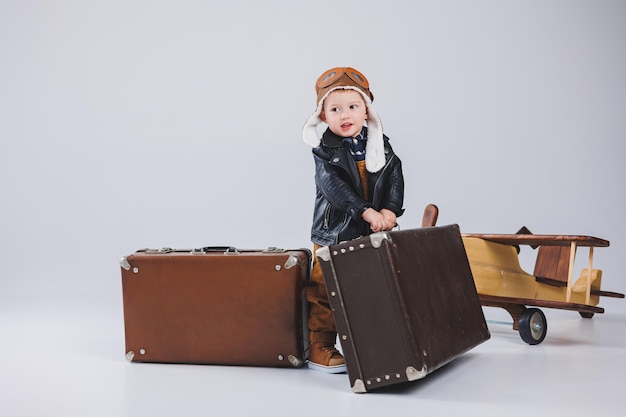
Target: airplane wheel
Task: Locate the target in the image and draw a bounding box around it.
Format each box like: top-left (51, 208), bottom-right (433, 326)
top-left (579, 312), bottom-right (594, 319)
top-left (518, 308), bottom-right (547, 345)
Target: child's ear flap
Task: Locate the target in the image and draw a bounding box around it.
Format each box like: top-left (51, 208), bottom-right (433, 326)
top-left (319, 111), bottom-right (326, 122)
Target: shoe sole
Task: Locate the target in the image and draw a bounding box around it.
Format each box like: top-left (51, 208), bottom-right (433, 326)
top-left (306, 360), bottom-right (347, 374)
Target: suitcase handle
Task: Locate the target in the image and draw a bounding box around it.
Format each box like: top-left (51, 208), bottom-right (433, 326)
top-left (192, 246), bottom-right (239, 254)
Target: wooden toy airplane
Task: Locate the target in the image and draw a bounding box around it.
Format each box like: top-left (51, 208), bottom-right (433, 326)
top-left (421, 204), bottom-right (624, 345)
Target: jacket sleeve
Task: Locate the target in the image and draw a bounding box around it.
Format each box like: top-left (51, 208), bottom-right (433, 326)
top-left (376, 139), bottom-right (405, 217)
top-left (313, 149), bottom-right (370, 219)
top-left (382, 156), bottom-right (405, 217)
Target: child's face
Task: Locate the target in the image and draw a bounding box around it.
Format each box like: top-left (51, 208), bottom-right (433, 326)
top-left (320, 89), bottom-right (368, 138)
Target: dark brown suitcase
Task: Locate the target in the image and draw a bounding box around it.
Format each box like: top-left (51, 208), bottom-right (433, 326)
top-left (317, 225), bottom-right (490, 392)
top-left (120, 246), bottom-right (310, 367)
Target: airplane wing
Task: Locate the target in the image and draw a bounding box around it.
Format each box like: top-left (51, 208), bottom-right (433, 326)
top-left (461, 233), bottom-right (609, 248)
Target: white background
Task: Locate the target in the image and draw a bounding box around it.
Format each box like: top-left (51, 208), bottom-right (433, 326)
top-left (2, 0), bottom-right (625, 301)
top-left (1, 1), bottom-right (625, 416)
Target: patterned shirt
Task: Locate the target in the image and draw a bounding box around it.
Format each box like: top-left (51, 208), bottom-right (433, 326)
top-left (343, 127), bottom-right (367, 161)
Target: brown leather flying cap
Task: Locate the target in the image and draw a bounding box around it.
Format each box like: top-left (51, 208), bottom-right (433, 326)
top-left (315, 67), bottom-right (374, 105)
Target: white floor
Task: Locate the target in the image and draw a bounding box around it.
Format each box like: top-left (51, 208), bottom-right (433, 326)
top-left (1, 295), bottom-right (625, 417)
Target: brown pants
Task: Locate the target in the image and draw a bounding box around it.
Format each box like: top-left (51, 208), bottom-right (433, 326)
top-left (306, 243), bottom-right (337, 344)
top-left (307, 160), bottom-right (369, 345)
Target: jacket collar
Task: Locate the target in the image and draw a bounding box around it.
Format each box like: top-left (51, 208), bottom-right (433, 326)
top-left (320, 127), bottom-right (363, 148)
top-left (319, 126), bottom-right (386, 173)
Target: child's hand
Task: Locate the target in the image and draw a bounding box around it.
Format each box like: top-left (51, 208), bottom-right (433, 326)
top-left (380, 209), bottom-right (397, 231)
top-left (362, 208), bottom-right (386, 233)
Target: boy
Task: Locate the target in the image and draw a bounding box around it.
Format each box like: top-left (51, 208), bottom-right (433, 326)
top-left (302, 67), bottom-right (405, 373)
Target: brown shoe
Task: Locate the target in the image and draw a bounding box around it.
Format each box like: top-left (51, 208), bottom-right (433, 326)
top-left (307, 341), bottom-right (347, 373)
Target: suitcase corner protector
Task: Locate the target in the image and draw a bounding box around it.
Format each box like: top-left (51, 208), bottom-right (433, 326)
top-left (120, 256), bottom-right (131, 271)
top-left (406, 365), bottom-right (427, 381)
top-left (316, 246), bottom-right (331, 262)
top-left (125, 351), bottom-right (135, 362)
top-left (287, 354), bottom-right (304, 367)
top-left (370, 232), bottom-right (391, 248)
top-left (352, 379), bottom-right (367, 393)
top-left (284, 254), bottom-right (301, 269)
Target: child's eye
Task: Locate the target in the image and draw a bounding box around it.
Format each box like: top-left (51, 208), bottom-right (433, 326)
top-left (350, 104), bottom-right (358, 110)
top-left (330, 107), bottom-right (340, 112)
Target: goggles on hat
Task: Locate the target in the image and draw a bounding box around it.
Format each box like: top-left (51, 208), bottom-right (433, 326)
top-left (316, 67), bottom-right (370, 90)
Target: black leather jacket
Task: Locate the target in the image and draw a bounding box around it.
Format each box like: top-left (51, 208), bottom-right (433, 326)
top-left (310, 128), bottom-right (405, 246)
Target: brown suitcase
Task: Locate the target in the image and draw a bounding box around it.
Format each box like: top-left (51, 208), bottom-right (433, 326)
top-left (120, 246), bottom-right (310, 367)
top-left (317, 225), bottom-right (490, 392)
